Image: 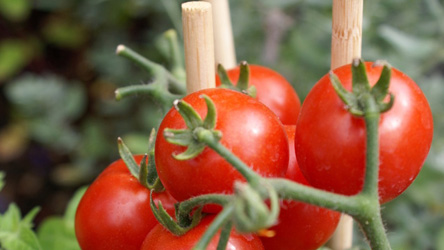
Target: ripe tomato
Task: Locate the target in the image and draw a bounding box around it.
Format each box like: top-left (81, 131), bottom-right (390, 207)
top-left (295, 62), bottom-right (433, 203)
top-left (75, 155), bottom-right (177, 250)
top-left (140, 215), bottom-right (265, 250)
top-left (215, 64), bottom-right (301, 125)
top-left (155, 88), bottom-right (289, 211)
top-left (261, 126), bottom-right (340, 250)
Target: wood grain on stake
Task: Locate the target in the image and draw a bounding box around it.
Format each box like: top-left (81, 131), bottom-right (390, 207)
top-left (331, 0), bottom-right (363, 69)
top-left (182, 1), bottom-right (216, 93)
top-left (203, 0), bottom-right (237, 69)
top-left (328, 0), bottom-right (363, 249)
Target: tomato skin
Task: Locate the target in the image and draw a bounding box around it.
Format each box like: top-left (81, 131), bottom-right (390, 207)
top-left (261, 126), bottom-right (340, 250)
top-left (75, 156), bottom-right (176, 250)
top-left (155, 88), bottom-right (289, 210)
top-left (295, 62), bottom-right (433, 203)
top-left (215, 65), bottom-right (301, 125)
top-left (140, 215), bottom-right (265, 250)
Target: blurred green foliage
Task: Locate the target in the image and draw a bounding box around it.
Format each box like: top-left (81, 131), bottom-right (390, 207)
top-left (0, 0), bottom-right (443, 249)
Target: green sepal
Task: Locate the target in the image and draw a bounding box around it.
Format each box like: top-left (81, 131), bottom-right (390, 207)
top-left (236, 61), bottom-right (250, 92)
top-left (145, 129), bottom-right (165, 192)
top-left (138, 154), bottom-right (149, 188)
top-left (174, 99), bottom-right (203, 129)
top-left (164, 128), bottom-right (194, 146)
top-left (150, 190), bottom-right (203, 236)
top-left (378, 93), bottom-right (395, 113)
top-left (217, 64), bottom-right (235, 89)
top-left (330, 71), bottom-right (363, 116)
top-left (172, 141), bottom-right (206, 160)
top-left (202, 95), bottom-right (217, 129)
top-left (164, 97), bottom-right (220, 161)
top-left (371, 60), bottom-right (392, 103)
top-left (216, 62), bottom-right (256, 98)
top-left (330, 58), bottom-right (397, 116)
top-left (352, 58), bottom-right (371, 94)
top-left (117, 137), bottom-right (140, 179)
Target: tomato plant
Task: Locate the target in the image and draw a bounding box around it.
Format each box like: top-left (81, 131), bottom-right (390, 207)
top-left (75, 155), bottom-right (177, 250)
top-left (295, 62), bottom-right (433, 203)
top-left (215, 64), bottom-right (301, 125)
top-left (261, 126), bottom-right (341, 250)
top-left (155, 88), bottom-right (289, 210)
top-left (140, 215), bottom-right (264, 250)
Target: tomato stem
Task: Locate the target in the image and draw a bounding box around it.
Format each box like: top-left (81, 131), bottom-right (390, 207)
top-left (192, 204), bottom-right (234, 250)
top-left (116, 45), bottom-right (186, 94)
top-left (196, 129), bottom-right (262, 186)
top-left (176, 194), bottom-right (232, 218)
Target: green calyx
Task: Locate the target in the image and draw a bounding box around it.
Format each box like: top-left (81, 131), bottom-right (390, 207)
top-left (163, 95), bottom-right (222, 160)
top-left (330, 58), bottom-right (395, 116)
top-left (217, 61), bottom-right (257, 98)
top-left (150, 190), bottom-right (203, 236)
top-left (117, 129), bottom-right (164, 192)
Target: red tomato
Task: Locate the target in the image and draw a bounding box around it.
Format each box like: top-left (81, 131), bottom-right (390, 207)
top-left (295, 62), bottom-right (433, 203)
top-left (155, 88), bottom-right (289, 211)
top-left (140, 215), bottom-right (265, 250)
top-left (261, 126), bottom-right (341, 250)
top-left (75, 155), bottom-right (177, 250)
top-left (215, 64), bottom-right (301, 125)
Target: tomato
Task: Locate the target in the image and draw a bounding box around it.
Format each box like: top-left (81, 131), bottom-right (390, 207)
top-left (140, 215), bottom-right (265, 250)
top-left (75, 155), bottom-right (177, 250)
top-left (295, 62), bottom-right (433, 203)
top-left (155, 88), bottom-right (289, 211)
top-left (261, 126), bottom-right (341, 250)
top-left (215, 64), bottom-right (301, 125)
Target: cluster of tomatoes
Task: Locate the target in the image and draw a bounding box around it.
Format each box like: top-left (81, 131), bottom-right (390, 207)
top-left (74, 62), bottom-right (433, 250)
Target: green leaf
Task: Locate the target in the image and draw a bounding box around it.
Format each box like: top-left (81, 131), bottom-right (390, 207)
top-left (437, 226), bottom-right (444, 250)
top-left (0, 40), bottom-right (32, 81)
top-left (37, 218), bottom-right (80, 250)
top-left (0, 0), bottom-right (31, 22)
top-left (0, 204), bottom-right (42, 250)
top-left (378, 25), bottom-right (437, 59)
top-left (37, 186), bottom-right (86, 250)
top-left (42, 17), bottom-right (87, 49)
top-left (0, 172), bottom-right (4, 191)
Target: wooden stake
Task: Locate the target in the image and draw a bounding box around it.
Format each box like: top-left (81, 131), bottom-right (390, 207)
top-left (182, 1), bottom-right (216, 94)
top-left (203, 0), bottom-right (237, 69)
top-left (331, 0), bottom-right (363, 69)
top-left (328, 0), bottom-right (363, 249)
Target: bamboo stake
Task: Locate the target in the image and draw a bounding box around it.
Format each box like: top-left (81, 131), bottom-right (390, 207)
top-left (328, 0), bottom-right (363, 249)
top-left (331, 0), bottom-right (363, 70)
top-left (182, 1), bottom-right (216, 93)
top-left (202, 0), bottom-right (237, 69)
